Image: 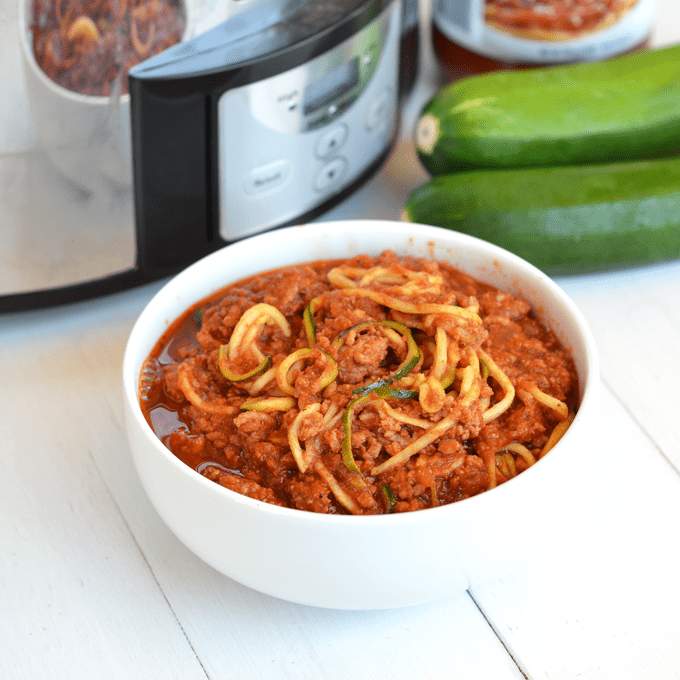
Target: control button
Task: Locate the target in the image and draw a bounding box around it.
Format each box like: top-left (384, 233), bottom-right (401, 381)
top-left (243, 160), bottom-right (292, 196)
top-left (315, 124), bottom-right (349, 159)
top-left (365, 88), bottom-right (394, 133)
top-left (314, 157), bottom-right (347, 192)
top-left (277, 90), bottom-right (301, 112)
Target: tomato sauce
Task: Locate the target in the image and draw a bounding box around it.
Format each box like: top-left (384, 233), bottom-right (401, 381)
top-left (140, 252), bottom-right (579, 515)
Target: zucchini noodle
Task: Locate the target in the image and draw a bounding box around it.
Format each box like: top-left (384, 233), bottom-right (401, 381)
top-left (478, 349), bottom-right (515, 424)
top-left (241, 396), bottom-right (296, 412)
top-left (328, 264), bottom-right (443, 295)
top-left (379, 401), bottom-right (432, 429)
top-left (371, 412), bottom-right (459, 476)
top-left (489, 442), bottom-right (537, 489)
top-left (276, 348), bottom-right (337, 397)
top-left (419, 376), bottom-right (446, 413)
top-left (527, 384), bottom-right (570, 421)
top-left (228, 303), bottom-right (291, 361)
top-left (288, 403), bottom-right (322, 474)
top-left (313, 459), bottom-right (360, 514)
top-left (247, 366), bottom-right (277, 395)
top-left (321, 403), bottom-right (342, 430)
top-left (430, 327), bottom-right (449, 380)
top-left (541, 412), bottom-right (574, 457)
top-left (341, 287), bottom-right (482, 323)
top-left (177, 363), bottom-right (238, 416)
top-left (505, 442), bottom-right (537, 466)
top-left (144, 253), bottom-right (578, 515)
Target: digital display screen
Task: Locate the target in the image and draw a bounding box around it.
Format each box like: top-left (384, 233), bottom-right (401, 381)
top-left (304, 58), bottom-right (360, 116)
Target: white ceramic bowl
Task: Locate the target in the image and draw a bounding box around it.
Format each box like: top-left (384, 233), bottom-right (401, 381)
top-left (18, 0), bottom-right (191, 192)
top-left (122, 220), bottom-right (599, 610)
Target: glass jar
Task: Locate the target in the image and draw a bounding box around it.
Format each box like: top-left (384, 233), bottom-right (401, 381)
top-left (432, 0), bottom-right (656, 83)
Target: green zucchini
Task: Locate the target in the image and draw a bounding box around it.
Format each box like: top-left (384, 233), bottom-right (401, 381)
top-left (415, 44), bottom-right (680, 176)
top-left (402, 157), bottom-right (680, 276)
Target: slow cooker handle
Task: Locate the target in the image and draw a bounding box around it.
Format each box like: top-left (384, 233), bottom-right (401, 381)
top-left (129, 78), bottom-right (215, 275)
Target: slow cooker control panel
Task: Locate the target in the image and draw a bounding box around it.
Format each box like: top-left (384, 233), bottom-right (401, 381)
top-left (217, 2), bottom-right (400, 241)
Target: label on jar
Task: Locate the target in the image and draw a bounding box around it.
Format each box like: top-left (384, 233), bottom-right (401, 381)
top-left (433, 0), bottom-right (656, 64)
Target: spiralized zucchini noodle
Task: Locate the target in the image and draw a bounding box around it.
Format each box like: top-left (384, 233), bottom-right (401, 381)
top-left (156, 253), bottom-right (578, 515)
top-left (31, 0), bottom-right (185, 96)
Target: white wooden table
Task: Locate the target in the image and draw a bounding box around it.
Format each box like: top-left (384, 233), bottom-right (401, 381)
top-left (3, 2), bottom-right (680, 678)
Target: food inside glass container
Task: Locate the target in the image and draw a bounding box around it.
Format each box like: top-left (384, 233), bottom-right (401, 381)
top-left (139, 251), bottom-right (579, 515)
top-left (433, 0), bottom-right (649, 83)
top-left (485, 0), bottom-right (640, 40)
top-left (30, 0), bottom-right (185, 96)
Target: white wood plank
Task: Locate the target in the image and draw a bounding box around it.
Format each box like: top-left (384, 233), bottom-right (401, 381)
top-left (470, 381), bottom-right (680, 680)
top-left (129, 553), bottom-right (529, 680)
top-left (0, 290), bottom-right (207, 680)
top-left (108, 541), bottom-right (527, 680)
top-left (558, 264), bottom-right (680, 471)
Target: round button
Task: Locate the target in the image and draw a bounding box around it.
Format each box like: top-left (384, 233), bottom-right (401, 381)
top-left (314, 157), bottom-right (347, 192)
top-left (315, 124), bottom-right (349, 159)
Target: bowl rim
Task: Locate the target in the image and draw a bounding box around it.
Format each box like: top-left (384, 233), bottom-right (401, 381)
top-left (122, 219), bottom-right (599, 525)
top-left (17, 0), bottom-right (189, 105)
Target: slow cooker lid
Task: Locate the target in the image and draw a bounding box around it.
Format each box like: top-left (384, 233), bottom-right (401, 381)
top-left (130, 0), bottom-right (393, 83)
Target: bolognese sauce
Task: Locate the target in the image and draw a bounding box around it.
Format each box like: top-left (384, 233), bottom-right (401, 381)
top-left (140, 252), bottom-right (579, 515)
top-left (31, 0), bottom-right (185, 96)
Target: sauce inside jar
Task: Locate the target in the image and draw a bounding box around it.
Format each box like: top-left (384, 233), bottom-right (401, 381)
top-left (432, 0), bottom-right (654, 83)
